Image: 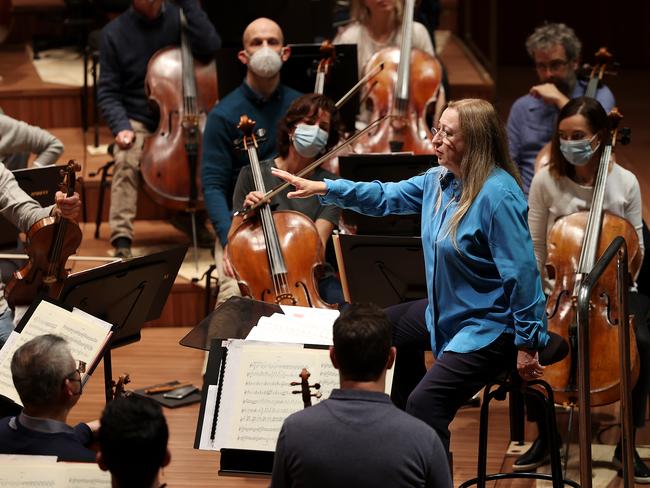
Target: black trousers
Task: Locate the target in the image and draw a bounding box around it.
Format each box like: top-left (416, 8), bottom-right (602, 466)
top-left (386, 299), bottom-right (516, 454)
top-left (527, 291), bottom-right (650, 432)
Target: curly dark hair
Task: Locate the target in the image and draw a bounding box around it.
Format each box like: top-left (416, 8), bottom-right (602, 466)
top-left (276, 93), bottom-right (341, 158)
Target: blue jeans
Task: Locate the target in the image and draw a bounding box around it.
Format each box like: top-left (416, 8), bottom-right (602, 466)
top-left (0, 307), bottom-right (15, 350)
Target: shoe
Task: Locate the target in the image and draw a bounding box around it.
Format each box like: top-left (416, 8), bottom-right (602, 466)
top-left (112, 237), bottom-right (132, 259)
top-left (512, 436), bottom-right (549, 472)
top-left (114, 246), bottom-right (132, 259)
top-left (613, 444), bottom-right (650, 483)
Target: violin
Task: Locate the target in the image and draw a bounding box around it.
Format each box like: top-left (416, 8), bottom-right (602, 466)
top-left (355, 0), bottom-right (443, 154)
top-left (5, 161), bottom-right (83, 308)
top-left (543, 109), bottom-right (640, 406)
top-left (535, 47), bottom-right (616, 172)
top-left (111, 373), bottom-right (132, 399)
top-left (140, 9), bottom-right (217, 212)
top-left (227, 115), bottom-right (336, 309)
top-left (291, 368), bottom-right (321, 408)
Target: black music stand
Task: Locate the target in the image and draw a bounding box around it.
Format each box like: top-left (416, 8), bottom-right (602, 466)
top-left (333, 234), bottom-right (427, 308)
top-left (179, 296), bottom-right (282, 351)
top-left (57, 246), bottom-right (187, 402)
top-left (214, 43), bottom-right (359, 133)
top-left (338, 154), bottom-right (437, 236)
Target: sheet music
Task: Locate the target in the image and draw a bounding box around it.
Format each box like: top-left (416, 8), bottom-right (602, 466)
top-left (280, 304), bottom-right (340, 322)
top-left (198, 384), bottom-right (219, 451)
top-left (0, 300), bottom-right (113, 406)
top-left (213, 342), bottom-right (338, 452)
top-left (0, 460), bottom-right (110, 487)
top-left (245, 312), bottom-right (335, 345)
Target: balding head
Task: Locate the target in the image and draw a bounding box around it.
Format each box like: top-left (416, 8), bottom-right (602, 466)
top-left (242, 18), bottom-right (284, 49)
top-left (237, 17), bottom-right (291, 79)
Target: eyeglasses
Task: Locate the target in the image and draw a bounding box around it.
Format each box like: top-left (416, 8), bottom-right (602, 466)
top-left (64, 360), bottom-right (86, 382)
top-left (534, 59), bottom-right (569, 72)
top-left (431, 127), bottom-right (451, 142)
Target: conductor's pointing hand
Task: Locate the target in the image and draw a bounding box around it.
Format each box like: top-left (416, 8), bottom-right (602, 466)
top-left (271, 168), bottom-right (328, 199)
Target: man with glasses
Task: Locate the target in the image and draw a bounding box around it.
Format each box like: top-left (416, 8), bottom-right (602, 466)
top-left (506, 22), bottom-right (615, 194)
top-left (0, 335), bottom-right (97, 461)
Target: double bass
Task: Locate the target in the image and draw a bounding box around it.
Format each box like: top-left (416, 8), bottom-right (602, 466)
top-left (228, 115), bottom-right (336, 309)
top-left (5, 161), bottom-right (82, 308)
top-left (356, 0), bottom-right (444, 154)
top-left (140, 10), bottom-right (217, 212)
top-left (543, 109), bottom-right (640, 406)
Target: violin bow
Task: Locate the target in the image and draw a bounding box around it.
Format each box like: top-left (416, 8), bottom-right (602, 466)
top-left (335, 62), bottom-right (384, 109)
top-left (235, 114), bottom-right (393, 216)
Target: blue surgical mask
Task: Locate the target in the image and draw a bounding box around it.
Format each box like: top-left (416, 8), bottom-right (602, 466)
top-left (559, 135), bottom-right (599, 167)
top-left (292, 123), bottom-right (329, 158)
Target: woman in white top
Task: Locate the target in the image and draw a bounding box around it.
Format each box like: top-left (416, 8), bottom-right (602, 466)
top-left (334, 0), bottom-right (435, 76)
top-left (521, 96), bottom-right (650, 481)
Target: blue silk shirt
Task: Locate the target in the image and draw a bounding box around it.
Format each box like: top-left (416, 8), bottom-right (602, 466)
top-left (321, 166), bottom-right (549, 357)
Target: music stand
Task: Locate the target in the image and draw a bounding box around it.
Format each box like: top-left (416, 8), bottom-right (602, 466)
top-left (57, 246), bottom-right (187, 402)
top-left (338, 154), bottom-right (436, 236)
top-left (333, 234), bottom-right (427, 308)
top-left (214, 43), bottom-right (359, 133)
top-left (180, 296), bottom-right (282, 351)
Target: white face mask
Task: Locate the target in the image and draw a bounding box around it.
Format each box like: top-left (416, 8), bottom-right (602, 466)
top-left (559, 134), bottom-right (599, 167)
top-left (247, 46), bottom-right (283, 78)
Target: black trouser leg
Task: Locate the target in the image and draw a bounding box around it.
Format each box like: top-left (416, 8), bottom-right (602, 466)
top-left (405, 334), bottom-right (515, 454)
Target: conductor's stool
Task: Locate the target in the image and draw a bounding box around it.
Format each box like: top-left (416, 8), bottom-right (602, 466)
top-left (458, 368), bottom-right (579, 488)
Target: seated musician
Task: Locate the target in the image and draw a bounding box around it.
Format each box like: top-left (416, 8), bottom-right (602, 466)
top-left (201, 18), bottom-right (301, 306)
top-left (0, 164), bottom-right (80, 348)
top-left (524, 97), bottom-right (650, 481)
top-left (224, 93), bottom-right (343, 305)
top-left (506, 23), bottom-right (615, 195)
top-left (98, 395), bottom-right (170, 488)
top-left (0, 112), bottom-right (63, 170)
top-left (270, 303), bottom-right (452, 488)
top-left (0, 335), bottom-right (98, 461)
top-left (98, 0), bottom-right (221, 259)
top-left (334, 0), bottom-right (436, 76)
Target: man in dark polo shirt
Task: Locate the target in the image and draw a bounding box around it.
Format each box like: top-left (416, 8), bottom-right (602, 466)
top-left (201, 17), bottom-right (301, 306)
top-left (270, 304), bottom-right (452, 488)
top-left (0, 335), bottom-right (96, 462)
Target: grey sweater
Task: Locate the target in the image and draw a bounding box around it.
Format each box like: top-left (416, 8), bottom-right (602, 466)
top-left (0, 114), bottom-right (63, 168)
top-left (270, 389), bottom-right (452, 488)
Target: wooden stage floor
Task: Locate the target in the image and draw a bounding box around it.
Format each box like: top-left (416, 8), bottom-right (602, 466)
top-left (65, 326), bottom-right (646, 488)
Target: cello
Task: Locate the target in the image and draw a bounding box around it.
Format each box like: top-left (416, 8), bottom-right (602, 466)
top-left (140, 9), bottom-right (217, 212)
top-left (543, 108), bottom-right (640, 407)
top-left (5, 161), bottom-right (83, 308)
top-left (355, 0), bottom-right (443, 154)
top-left (227, 115), bottom-right (336, 309)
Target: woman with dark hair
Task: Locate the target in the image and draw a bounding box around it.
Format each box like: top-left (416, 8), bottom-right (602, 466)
top-left (222, 93), bottom-right (344, 305)
top-left (522, 96), bottom-right (650, 481)
top-left (271, 98), bottom-right (549, 456)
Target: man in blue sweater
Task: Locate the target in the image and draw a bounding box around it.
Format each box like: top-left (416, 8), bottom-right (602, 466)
top-left (0, 335), bottom-right (97, 461)
top-left (201, 17), bottom-right (300, 305)
top-left (98, 0), bottom-right (220, 258)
